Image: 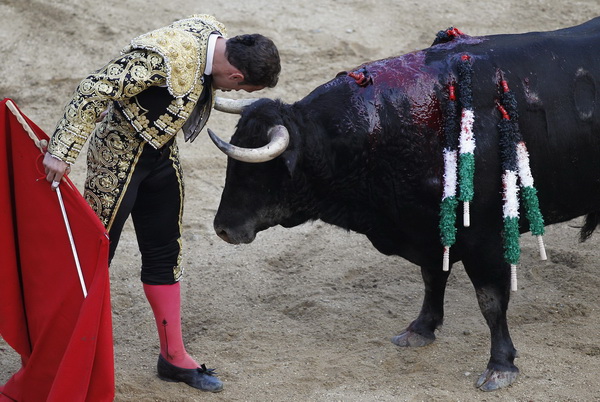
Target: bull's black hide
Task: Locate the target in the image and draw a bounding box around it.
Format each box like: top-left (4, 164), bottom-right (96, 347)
top-left (211, 17), bottom-right (600, 391)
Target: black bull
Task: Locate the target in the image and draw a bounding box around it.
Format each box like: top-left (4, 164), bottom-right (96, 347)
top-left (210, 18), bottom-right (600, 391)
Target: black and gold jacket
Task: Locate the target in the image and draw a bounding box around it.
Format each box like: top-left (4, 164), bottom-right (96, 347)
top-left (49, 15), bottom-right (226, 164)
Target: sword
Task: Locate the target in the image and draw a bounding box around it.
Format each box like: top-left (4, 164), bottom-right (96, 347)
top-left (6, 100), bottom-right (88, 298)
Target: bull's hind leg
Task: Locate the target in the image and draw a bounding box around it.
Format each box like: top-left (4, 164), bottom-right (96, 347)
top-left (391, 264), bottom-right (450, 347)
top-left (462, 251), bottom-right (518, 391)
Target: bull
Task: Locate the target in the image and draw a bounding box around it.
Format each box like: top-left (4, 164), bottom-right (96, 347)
top-left (208, 17), bottom-right (600, 391)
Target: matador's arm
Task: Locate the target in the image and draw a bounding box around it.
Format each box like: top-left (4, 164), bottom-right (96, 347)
top-left (48, 49), bottom-right (168, 164)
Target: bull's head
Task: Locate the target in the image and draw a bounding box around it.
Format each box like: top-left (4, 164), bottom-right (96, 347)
top-left (209, 99), bottom-right (308, 244)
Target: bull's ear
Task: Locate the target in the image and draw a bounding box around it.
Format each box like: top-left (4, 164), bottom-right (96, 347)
top-left (282, 148), bottom-right (299, 177)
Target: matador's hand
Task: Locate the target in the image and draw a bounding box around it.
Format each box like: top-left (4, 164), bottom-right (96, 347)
top-left (42, 143), bottom-right (71, 191)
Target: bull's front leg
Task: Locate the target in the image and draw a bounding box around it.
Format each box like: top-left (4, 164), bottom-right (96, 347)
top-left (462, 250), bottom-right (518, 391)
top-left (391, 264), bottom-right (450, 347)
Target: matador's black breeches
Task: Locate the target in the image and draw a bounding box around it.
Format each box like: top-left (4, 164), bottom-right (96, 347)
top-left (84, 106), bottom-right (184, 284)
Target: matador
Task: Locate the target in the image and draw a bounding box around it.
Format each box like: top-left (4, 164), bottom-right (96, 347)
top-left (43, 14), bottom-right (281, 393)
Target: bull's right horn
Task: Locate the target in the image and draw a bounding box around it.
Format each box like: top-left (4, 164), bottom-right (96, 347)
top-left (207, 125), bottom-right (290, 163)
top-left (214, 97), bottom-right (259, 114)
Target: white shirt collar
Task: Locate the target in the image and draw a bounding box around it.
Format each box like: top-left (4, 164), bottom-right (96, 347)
top-left (204, 33), bottom-right (221, 76)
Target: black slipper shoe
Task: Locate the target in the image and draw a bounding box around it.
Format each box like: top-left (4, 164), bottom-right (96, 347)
top-left (157, 355), bottom-right (224, 393)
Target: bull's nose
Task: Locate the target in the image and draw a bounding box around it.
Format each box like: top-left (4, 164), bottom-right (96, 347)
top-left (215, 228), bottom-right (233, 244)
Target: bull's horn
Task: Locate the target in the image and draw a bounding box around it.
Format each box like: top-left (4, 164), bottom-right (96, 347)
top-left (207, 125), bottom-right (290, 163)
top-left (214, 97), bottom-right (259, 114)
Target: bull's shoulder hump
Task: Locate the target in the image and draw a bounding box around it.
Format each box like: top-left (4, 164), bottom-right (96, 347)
top-left (425, 17), bottom-right (600, 60)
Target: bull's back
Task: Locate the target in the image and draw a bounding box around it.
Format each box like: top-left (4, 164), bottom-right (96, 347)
top-left (303, 18), bottom-right (600, 233)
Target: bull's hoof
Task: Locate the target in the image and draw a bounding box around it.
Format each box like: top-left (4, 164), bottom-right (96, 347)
top-left (391, 330), bottom-right (435, 347)
top-left (475, 368), bottom-right (518, 391)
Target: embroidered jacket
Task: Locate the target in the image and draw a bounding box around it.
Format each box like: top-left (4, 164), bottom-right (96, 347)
top-left (49, 15), bottom-right (226, 164)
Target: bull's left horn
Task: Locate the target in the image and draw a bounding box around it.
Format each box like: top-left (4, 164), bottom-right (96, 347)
top-left (214, 97), bottom-right (259, 114)
top-left (207, 125), bottom-right (290, 163)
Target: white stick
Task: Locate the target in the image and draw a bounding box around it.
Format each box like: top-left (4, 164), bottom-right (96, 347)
top-left (56, 187), bottom-right (88, 298)
top-left (510, 264), bottom-right (518, 292)
top-left (463, 201), bottom-right (470, 227)
top-left (443, 246), bottom-right (450, 271)
top-left (537, 235), bottom-right (547, 261)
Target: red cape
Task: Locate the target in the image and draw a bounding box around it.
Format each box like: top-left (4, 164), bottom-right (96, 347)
top-left (0, 99), bottom-right (114, 401)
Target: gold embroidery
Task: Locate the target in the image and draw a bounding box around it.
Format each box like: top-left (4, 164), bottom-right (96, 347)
top-left (50, 49), bottom-right (168, 164)
top-left (128, 29), bottom-right (199, 98)
top-left (123, 80), bottom-right (207, 149)
top-left (168, 141), bottom-right (185, 281)
top-left (173, 266), bottom-right (183, 282)
top-left (124, 14), bottom-right (226, 98)
top-left (84, 106), bottom-right (145, 229)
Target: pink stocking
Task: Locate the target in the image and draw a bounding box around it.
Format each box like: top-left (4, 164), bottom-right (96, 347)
top-left (143, 282), bottom-right (199, 369)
